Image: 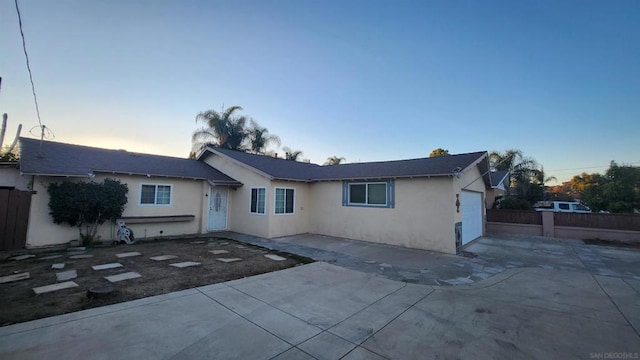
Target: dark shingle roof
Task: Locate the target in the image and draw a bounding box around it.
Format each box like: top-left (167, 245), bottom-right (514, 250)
top-left (205, 147), bottom-right (488, 182)
top-left (19, 138), bottom-right (240, 185)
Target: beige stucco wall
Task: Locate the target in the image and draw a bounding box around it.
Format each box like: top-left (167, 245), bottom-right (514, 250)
top-left (25, 174), bottom-right (208, 247)
top-left (0, 166), bottom-right (30, 190)
top-left (454, 165), bottom-right (487, 225)
top-left (268, 181), bottom-right (311, 238)
top-left (201, 153), bottom-right (271, 238)
top-left (308, 177), bottom-right (457, 253)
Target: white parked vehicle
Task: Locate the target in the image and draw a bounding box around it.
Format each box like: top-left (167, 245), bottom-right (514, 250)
top-left (534, 201), bottom-right (591, 213)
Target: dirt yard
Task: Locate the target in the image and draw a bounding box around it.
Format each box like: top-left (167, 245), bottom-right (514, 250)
top-left (0, 237), bottom-right (311, 326)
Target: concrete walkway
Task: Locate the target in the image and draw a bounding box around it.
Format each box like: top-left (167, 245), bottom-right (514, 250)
top-left (1, 234), bottom-right (639, 359)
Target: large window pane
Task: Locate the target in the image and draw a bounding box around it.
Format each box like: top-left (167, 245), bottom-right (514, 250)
top-left (251, 188), bottom-right (258, 213)
top-left (251, 188), bottom-right (266, 214)
top-left (368, 184), bottom-right (387, 205)
top-left (349, 184), bottom-right (366, 204)
top-left (257, 188), bottom-right (265, 213)
top-left (141, 185), bottom-right (156, 204)
top-left (275, 188), bottom-right (285, 214)
top-left (285, 189), bottom-right (294, 213)
top-left (156, 186), bottom-right (171, 204)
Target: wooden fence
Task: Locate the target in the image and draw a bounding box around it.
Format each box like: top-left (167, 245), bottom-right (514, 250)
top-left (486, 209), bottom-right (640, 242)
top-left (0, 189), bottom-right (32, 251)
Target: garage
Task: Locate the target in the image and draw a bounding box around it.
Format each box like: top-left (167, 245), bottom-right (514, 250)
top-left (461, 190), bottom-right (483, 245)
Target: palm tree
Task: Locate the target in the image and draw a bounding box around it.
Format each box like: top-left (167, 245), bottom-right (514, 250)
top-left (247, 119), bottom-right (281, 154)
top-left (324, 156), bottom-right (345, 165)
top-left (191, 105), bottom-right (248, 155)
top-left (489, 149), bottom-right (540, 200)
top-left (283, 146), bottom-right (303, 161)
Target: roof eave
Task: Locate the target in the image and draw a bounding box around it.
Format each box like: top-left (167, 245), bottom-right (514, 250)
top-left (202, 147), bottom-right (275, 181)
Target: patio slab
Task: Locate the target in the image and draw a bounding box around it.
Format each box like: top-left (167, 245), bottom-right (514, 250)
top-left (104, 272), bottom-right (141, 283)
top-left (209, 250), bottom-right (229, 255)
top-left (169, 261), bottom-right (201, 268)
top-left (149, 255), bottom-right (178, 261)
top-left (0, 272), bottom-right (30, 284)
top-left (115, 252), bottom-right (142, 258)
top-left (56, 270), bottom-right (77, 281)
top-left (92, 263), bottom-right (123, 271)
top-left (216, 258), bottom-right (242, 263)
top-left (33, 281), bottom-right (79, 294)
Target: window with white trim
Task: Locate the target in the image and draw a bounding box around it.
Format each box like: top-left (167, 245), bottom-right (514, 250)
top-left (343, 180), bottom-right (394, 208)
top-left (140, 184), bottom-right (172, 205)
top-left (275, 188), bottom-right (295, 214)
top-left (250, 187), bottom-right (266, 214)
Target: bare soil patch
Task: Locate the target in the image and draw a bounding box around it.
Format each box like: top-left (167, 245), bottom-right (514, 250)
top-left (0, 237), bottom-right (311, 326)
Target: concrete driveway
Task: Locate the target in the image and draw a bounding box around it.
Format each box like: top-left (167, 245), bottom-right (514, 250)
top-left (1, 234), bottom-right (639, 359)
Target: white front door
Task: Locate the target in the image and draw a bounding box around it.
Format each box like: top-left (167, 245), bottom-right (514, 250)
top-left (461, 190), bottom-right (483, 245)
top-left (208, 186), bottom-right (228, 231)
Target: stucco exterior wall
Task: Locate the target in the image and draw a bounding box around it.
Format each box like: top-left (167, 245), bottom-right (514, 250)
top-left (25, 174), bottom-right (208, 247)
top-left (268, 180), bottom-right (311, 238)
top-left (0, 166), bottom-right (30, 190)
top-left (454, 165), bottom-right (487, 224)
top-left (201, 153), bottom-right (271, 238)
top-left (308, 177), bottom-right (457, 253)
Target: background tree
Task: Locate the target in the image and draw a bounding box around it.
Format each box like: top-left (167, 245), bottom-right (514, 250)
top-left (429, 148), bottom-right (449, 157)
top-left (247, 119), bottom-right (280, 154)
top-left (282, 146), bottom-right (303, 161)
top-left (324, 156), bottom-right (345, 165)
top-left (192, 105), bottom-right (248, 154)
top-left (48, 179), bottom-right (128, 245)
top-left (602, 162), bottom-right (640, 213)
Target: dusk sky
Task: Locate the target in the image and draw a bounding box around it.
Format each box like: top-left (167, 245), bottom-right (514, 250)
top-left (1, 0), bottom-right (638, 183)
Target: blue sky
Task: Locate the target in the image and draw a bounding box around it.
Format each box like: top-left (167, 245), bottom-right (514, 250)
top-left (1, 0), bottom-right (638, 183)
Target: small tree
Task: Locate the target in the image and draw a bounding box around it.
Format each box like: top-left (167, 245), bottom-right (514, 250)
top-left (48, 179), bottom-right (128, 245)
top-left (429, 148), bottom-right (450, 157)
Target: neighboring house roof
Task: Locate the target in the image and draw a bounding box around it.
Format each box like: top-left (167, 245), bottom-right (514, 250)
top-left (489, 170), bottom-right (510, 189)
top-left (203, 147), bottom-right (490, 184)
top-left (19, 138), bottom-right (241, 185)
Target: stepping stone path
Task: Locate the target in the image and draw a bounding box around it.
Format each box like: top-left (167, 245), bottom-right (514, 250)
top-left (209, 250), bottom-right (229, 255)
top-left (169, 261), bottom-right (201, 268)
top-left (51, 263), bottom-right (65, 270)
top-left (105, 272), bottom-right (141, 283)
top-left (69, 254), bottom-right (93, 259)
top-left (33, 281), bottom-right (79, 294)
top-left (39, 255), bottom-right (63, 260)
top-left (0, 272), bottom-right (30, 284)
top-left (56, 270), bottom-right (77, 281)
top-left (216, 258), bottom-right (242, 263)
top-left (150, 255), bottom-right (178, 261)
top-left (264, 254), bottom-right (287, 261)
top-left (235, 245), bottom-right (247, 249)
top-left (115, 252), bottom-right (142, 258)
top-left (92, 263), bottom-right (123, 270)
top-left (189, 241), bottom-right (205, 244)
top-left (11, 254), bottom-right (35, 261)
top-left (207, 242), bottom-right (229, 247)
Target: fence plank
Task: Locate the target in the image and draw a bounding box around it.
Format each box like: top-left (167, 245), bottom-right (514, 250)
top-left (555, 212), bottom-right (640, 231)
top-left (486, 209), bottom-right (542, 225)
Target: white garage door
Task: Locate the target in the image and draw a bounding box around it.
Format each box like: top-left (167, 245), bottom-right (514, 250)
top-left (461, 191), bottom-right (483, 245)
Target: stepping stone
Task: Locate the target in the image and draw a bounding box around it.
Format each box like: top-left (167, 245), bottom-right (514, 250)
top-left (218, 242), bottom-right (229, 245)
top-left (209, 250), bottom-right (229, 255)
top-left (39, 255), bottom-right (63, 260)
top-left (69, 254), bottom-right (93, 259)
top-left (264, 254), bottom-right (287, 261)
top-left (51, 263), bottom-right (65, 270)
top-left (169, 261), bottom-right (201, 268)
top-left (216, 258), bottom-right (242, 263)
top-left (235, 245), bottom-right (246, 249)
top-left (0, 272), bottom-right (30, 284)
top-left (56, 269), bottom-right (77, 281)
top-left (105, 272), bottom-right (141, 283)
top-left (115, 252), bottom-right (142, 258)
top-left (11, 254), bottom-right (35, 261)
top-left (92, 263), bottom-right (123, 270)
top-left (189, 241), bottom-right (205, 244)
top-left (150, 255), bottom-right (178, 261)
top-left (67, 247), bottom-right (86, 252)
top-left (33, 281), bottom-right (79, 294)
